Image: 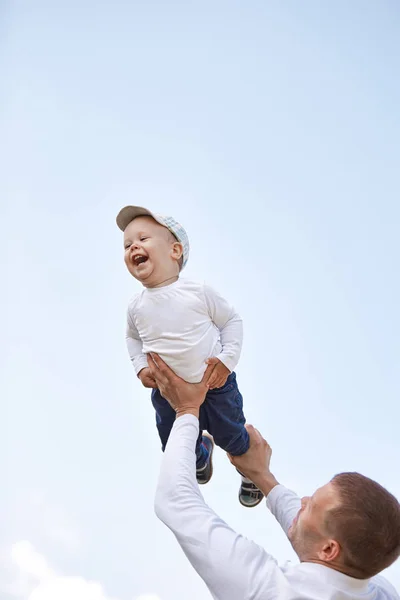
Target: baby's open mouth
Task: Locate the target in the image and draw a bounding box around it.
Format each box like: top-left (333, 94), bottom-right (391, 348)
top-left (133, 255), bottom-right (148, 266)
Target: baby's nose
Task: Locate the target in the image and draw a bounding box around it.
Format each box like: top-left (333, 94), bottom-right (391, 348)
top-left (131, 241), bottom-right (140, 252)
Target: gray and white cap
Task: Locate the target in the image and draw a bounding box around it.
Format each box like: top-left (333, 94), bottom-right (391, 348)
top-left (116, 205), bottom-right (190, 270)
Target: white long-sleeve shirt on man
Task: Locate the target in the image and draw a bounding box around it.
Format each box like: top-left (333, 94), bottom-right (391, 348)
top-left (155, 415), bottom-right (399, 600)
top-left (126, 278), bottom-right (243, 383)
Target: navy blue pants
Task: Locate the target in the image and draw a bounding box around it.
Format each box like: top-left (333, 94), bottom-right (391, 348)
top-left (151, 372), bottom-right (249, 468)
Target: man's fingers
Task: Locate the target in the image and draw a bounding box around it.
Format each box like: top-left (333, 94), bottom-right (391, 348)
top-left (245, 423), bottom-right (256, 435)
top-left (202, 363), bottom-right (216, 387)
top-left (144, 381), bottom-right (157, 389)
top-left (147, 353), bottom-right (172, 386)
top-left (149, 353), bottom-right (165, 371)
top-left (245, 424), bottom-right (262, 444)
top-left (148, 353), bottom-right (187, 400)
top-left (245, 424), bottom-right (263, 439)
top-left (207, 376), bottom-right (217, 389)
top-left (147, 353), bottom-right (158, 373)
top-left (151, 353), bottom-right (181, 379)
top-left (206, 357), bottom-right (219, 365)
top-left (245, 424), bottom-right (271, 452)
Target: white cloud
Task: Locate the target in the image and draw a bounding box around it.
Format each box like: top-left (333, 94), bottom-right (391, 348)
top-left (11, 541), bottom-right (115, 600)
top-left (10, 541), bottom-right (161, 600)
top-left (29, 577), bottom-right (111, 600)
top-left (12, 541), bottom-right (53, 582)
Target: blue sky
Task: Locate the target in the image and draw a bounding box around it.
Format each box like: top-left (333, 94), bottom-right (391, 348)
top-left (2, 1), bottom-right (399, 598)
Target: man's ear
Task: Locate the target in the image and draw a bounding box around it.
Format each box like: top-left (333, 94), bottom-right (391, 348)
top-left (317, 539), bottom-right (341, 563)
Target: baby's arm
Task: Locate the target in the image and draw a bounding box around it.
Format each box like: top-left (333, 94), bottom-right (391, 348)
top-left (126, 311), bottom-right (148, 373)
top-left (203, 284), bottom-right (243, 387)
top-left (126, 311), bottom-right (156, 387)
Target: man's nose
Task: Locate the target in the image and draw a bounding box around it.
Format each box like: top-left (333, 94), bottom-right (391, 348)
top-left (301, 496), bottom-right (310, 509)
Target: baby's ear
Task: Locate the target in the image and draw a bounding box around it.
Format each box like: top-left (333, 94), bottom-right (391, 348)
top-left (171, 241), bottom-right (183, 261)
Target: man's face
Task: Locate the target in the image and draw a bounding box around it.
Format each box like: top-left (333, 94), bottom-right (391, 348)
top-left (288, 482), bottom-right (339, 559)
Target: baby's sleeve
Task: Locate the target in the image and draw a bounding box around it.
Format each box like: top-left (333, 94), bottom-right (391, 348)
top-left (203, 284), bottom-right (243, 373)
top-left (126, 308), bottom-right (148, 376)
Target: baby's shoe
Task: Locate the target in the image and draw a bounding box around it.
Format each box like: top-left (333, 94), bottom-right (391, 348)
top-left (196, 434), bottom-right (214, 485)
top-left (238, 476), bottom-right (264, 508)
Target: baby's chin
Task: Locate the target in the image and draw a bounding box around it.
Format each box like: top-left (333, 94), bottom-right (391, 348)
top-left (134, 273), bottom-right (153, 285)
top-left (128, 263), bottom-right (153, 283)
top-left (133, 270), bottom-right (161, 288)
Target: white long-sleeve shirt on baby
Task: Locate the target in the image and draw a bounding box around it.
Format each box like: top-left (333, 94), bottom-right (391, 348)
top-left (126, 278), bottom-right (243, 383)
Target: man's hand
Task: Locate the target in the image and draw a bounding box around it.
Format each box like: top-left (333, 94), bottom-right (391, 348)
top-left (148, 354), bottom-right (213, 418)
top-left (228, 425), bottom-right (279, 496)
top-left (138, 367), bottom-right (157, 389)
top-left (205, 357), bottom-right (230, 389)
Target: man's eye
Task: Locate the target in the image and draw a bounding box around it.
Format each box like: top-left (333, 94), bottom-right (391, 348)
top-left (124, 243), bottom-right (131, 250)
top-left (140, 237), bottom-right (148, 241)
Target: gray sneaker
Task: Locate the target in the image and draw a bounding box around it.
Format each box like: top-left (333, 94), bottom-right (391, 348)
top-left (238, 478), bottom-right (264, 508)
top-left (196, 434), bottom-right (214, 485)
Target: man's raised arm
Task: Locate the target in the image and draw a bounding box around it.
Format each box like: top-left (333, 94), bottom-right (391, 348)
top-left (154, 413), bottom-right (279, 600)
top-left (230, 443), bottom-right (301, 539)
top-left (149, 354), bottom-right (280, 600)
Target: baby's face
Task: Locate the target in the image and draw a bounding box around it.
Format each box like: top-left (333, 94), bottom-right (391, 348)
top-left (123, 216), bottom-right (181, 287)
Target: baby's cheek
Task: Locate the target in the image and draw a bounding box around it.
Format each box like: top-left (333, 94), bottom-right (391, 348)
top-left (124, 259), bottom-right (135, 276)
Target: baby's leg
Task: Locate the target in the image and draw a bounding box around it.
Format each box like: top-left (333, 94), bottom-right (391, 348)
top-left (204, 373), bottom-right (263, 507)
top-left (151, 388), bottom-right (206, 467)
top-left (203, 372), bottom-right (249, 456)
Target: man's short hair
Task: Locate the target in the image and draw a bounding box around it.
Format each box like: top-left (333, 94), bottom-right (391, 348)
top-left (328, 472), bottom-right (400, 579)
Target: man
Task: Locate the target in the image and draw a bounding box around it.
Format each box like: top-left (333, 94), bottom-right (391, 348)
top-left (148, 353), bottom-right (400, 600)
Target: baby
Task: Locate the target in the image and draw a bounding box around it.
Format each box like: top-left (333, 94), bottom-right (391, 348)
top-left (117, 205), bottom-right (263, 507)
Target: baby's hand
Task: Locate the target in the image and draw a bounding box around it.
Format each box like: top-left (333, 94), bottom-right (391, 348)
top-left (205, 358), bottom-right (230, 390)
top-left (138, 367), bottom-right (157, 389)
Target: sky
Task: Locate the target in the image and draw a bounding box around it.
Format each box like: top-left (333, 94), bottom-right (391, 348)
top-left (2, 0), bottom-right (400, 598)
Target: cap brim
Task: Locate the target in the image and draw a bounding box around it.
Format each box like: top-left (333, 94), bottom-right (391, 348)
top-left (116, 206), bottom-right (155, 231)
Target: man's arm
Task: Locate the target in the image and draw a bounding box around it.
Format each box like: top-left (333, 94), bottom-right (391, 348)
top-left (266, 485), bottom-right (301, 537)
top-left (228, 429), bottom-right (301, 540)
top-left (155, 415), bottom-right (279, 600)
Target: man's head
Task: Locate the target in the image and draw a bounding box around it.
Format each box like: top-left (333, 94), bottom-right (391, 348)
top-left (288, 472), bottom-right (400, 579)
top-left (116, 206), bottom-right (189, 288)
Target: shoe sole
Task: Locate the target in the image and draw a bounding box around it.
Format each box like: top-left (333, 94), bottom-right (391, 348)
top-left (238, 494), bottom-right (264, 508)
top-left (238, 488), bottom-right (264, 508)
top-left (197, 433), bottom-right (214, 485)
